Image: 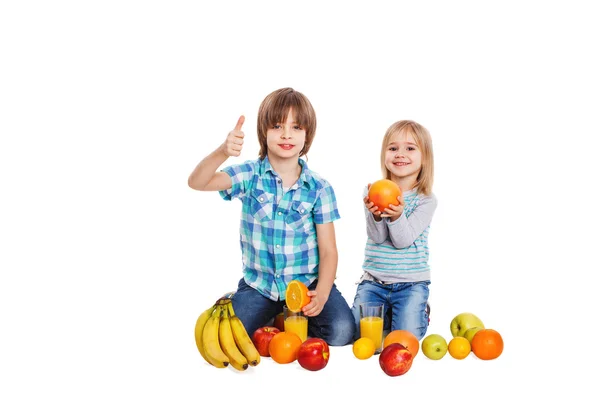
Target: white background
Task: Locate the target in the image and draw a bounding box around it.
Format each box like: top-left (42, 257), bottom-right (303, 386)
top-left (1, 1), bottom-right (598, 398)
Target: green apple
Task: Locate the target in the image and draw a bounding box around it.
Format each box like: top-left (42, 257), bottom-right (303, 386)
top-left (450, 312), bottom-right (484, 337)
top-left (421, 334), bottom-right (448, 360)
top-left (464, 326), bottom-right (483, 344)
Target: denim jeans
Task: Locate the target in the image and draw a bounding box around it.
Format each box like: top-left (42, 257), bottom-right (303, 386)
top-left (231, 278), bottom-right (355, 346)
top-left (351, 279), bottom-right (430, 340)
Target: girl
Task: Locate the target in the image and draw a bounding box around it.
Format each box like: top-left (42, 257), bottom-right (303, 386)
top-left (188, 88), bottom-right (355, 346)
top-left (352, 120), bottom-right (437, 340)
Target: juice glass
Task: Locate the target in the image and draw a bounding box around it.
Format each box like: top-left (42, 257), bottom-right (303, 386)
top-left (283, 306), bottom-right (308, 342)
top-left (359, 302), bottom-right (384, 353)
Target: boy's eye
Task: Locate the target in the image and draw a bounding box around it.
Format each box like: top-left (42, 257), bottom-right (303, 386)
top-left (273, 124), bottom-right (281, 129)
top-left (293, 125), bottom-right (302, 130)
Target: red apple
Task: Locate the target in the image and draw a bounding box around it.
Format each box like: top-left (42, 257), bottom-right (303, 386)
top-left (297, 338), bottom-right (330, 371)
top-left (379, 343), bottom-right (413, 376)
top-left (251, 326), bottom-right (280, 357)
top-left (274, 312), bottom-right (285, 332)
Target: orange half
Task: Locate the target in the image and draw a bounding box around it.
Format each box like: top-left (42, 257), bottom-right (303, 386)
top-left (285, 280), bottom-right (310, 312)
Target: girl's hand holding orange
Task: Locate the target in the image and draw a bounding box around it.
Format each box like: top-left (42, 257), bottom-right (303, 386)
top-left (364, 195), bottom-right (382, 217)
top-left (380, 196), bottom-right (405, 221)
top-left (364, 183), bottom-right (384, 221)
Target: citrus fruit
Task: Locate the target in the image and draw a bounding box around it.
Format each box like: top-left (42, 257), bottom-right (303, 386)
top-left (383, 329), bottom-right (420, 357)
top-left (352, 337), bottom-right (376, 360)
top-left (368, 179), bottom-right (402, 211)
top-left (268, 332), bottom-right (302, 364)
top-left (448, 336), bottom-right (471, 359)
top-left (471, 329), bottom-right (503, 360)
top-left (285, 280), bottom-right (310, 312)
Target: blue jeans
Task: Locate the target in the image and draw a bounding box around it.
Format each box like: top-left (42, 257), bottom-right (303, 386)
top-left (231, 278), bottom-right (355, 346)
top-left (351, 280), bottom-right (430, 340)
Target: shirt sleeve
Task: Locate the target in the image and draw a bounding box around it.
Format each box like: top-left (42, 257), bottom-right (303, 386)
top-left (386, 194), bottom-right (437, 249)
top-left (363, 185), bottom-right (388, 243)
top-left (312, 180), bottom-right (341, 224)
top-left (218, 161), bottom-right (256, 201)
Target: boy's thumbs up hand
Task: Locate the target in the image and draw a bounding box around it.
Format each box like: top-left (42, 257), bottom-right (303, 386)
top-left (221, 115), bottom-right (245, 157)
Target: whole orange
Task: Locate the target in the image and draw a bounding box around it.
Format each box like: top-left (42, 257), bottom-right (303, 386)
top-left (448, 336), bottom-right (471, 360)
top-left (471, 329), bottom-right (503, 360)
top-left (368, 179), bottom-right (402, 212)
top-left (383, 330), bottom-right (419, 357)
top-left (268, 332), bottom-right (302, 364)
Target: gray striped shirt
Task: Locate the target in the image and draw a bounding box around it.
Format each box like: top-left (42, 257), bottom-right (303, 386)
top-left (361, 188), bottom-right (437, 284)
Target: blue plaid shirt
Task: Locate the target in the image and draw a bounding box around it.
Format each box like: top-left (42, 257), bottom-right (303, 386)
top-left (219, 157), bottom-right (341, 301)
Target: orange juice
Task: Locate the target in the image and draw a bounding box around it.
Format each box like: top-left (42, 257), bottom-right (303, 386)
top-left (360, 316), bottom-right (383, 352)
top-left (284, 315), bottom-right (308, 342)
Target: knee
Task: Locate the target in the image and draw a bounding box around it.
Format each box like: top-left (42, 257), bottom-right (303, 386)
top-left (326, 316), bottom-right (356, 346)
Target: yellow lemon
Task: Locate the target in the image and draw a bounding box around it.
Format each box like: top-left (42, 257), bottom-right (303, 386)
top-left (353, 337), bottom-right (376, 360)
top-left (448, 336), bottom-right (471, 360)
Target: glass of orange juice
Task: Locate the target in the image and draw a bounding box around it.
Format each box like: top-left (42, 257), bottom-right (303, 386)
top-left (283, 306), bottom-right (308, 342)
top-left (359, 302), bottom-right (384, 354)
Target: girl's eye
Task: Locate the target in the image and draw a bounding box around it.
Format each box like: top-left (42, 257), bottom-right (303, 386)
top-left (407, 146), bottom-right (415, 151)
top-left (388, 147), bottom-right (397, 151)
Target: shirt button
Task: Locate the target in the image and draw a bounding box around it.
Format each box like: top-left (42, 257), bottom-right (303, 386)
top-left (278, 211), bottom-right (282, 216)
top-left (275, 274), bottom-right (280, 278)
top-left (300, 209), bottom-right (305, 213)
top-left (276, 244), bottom-right (280, 249)
top-left (259, 197), bottom-right (264, 202)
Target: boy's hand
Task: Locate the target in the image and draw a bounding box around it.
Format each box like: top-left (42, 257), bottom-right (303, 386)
top-left (221, 115), bottom-right (245, 157)
top-left (303, 290), bottom-right (328, 317)
top-left (364, 183), bottom-right (383, 221)
top-left (380, 195), bottom-right (405, 221)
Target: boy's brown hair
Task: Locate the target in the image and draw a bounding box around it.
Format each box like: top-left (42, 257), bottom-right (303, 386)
top-left (257, 88), bottom-right (317, 159)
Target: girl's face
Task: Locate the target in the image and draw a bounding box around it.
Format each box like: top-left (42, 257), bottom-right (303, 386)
top-left (385, 131), bottom-right (422, 182)
top-left (266, 108), bottom-right (306, 161)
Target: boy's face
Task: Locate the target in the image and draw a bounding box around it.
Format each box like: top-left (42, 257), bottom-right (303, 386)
top-left (266, 109), bottom-right (306, 161)
top-left (385, 131), bottom-right (422, 181)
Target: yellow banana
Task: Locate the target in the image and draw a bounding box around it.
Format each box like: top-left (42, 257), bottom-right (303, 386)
top-left (202, 305), bottom-right (230, 368)
top-left (194, 305), bottom-right (216, 366)
top-left (219, 307), bottom-right (249, 371)
top-left (227, 302), bottom-right (261, 366)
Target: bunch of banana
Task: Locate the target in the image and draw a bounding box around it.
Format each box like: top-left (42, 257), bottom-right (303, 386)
top-left (194, 297), bottom-right (261, 370)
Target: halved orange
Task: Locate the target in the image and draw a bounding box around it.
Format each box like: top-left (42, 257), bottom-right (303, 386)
top-left (285, 280), bottom-right (310, 312)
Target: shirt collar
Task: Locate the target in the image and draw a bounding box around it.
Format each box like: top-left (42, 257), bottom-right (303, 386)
top-left (260, 157), bottom-right (314, 190)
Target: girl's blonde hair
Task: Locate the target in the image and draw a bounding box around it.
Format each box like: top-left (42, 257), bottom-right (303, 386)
top-left (380, 120), bottom-right (434, 196)
top-left (257, 88), bottom-right (316, 160)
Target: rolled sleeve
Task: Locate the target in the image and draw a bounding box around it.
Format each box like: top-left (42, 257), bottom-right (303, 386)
top-left (219, 161), bottom-right (255, 201)
top-left (312, 182), bottom-right (341, 224)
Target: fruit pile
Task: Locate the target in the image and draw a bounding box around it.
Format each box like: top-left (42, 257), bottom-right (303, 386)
top-left (194, 297), bottom-right (261, 371)
top-left (253, 327), bottom-right (330, 371)
top-left (249, 280), bottom-right (330, 372)
top-left (194, 289), bottom-right (503, 376)
top-left (352, 329), bottom-right (418, 376)
top-left (420, 312), bottom-right (504, 361)
top-left (349, 312), bottom-right (504, 377)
